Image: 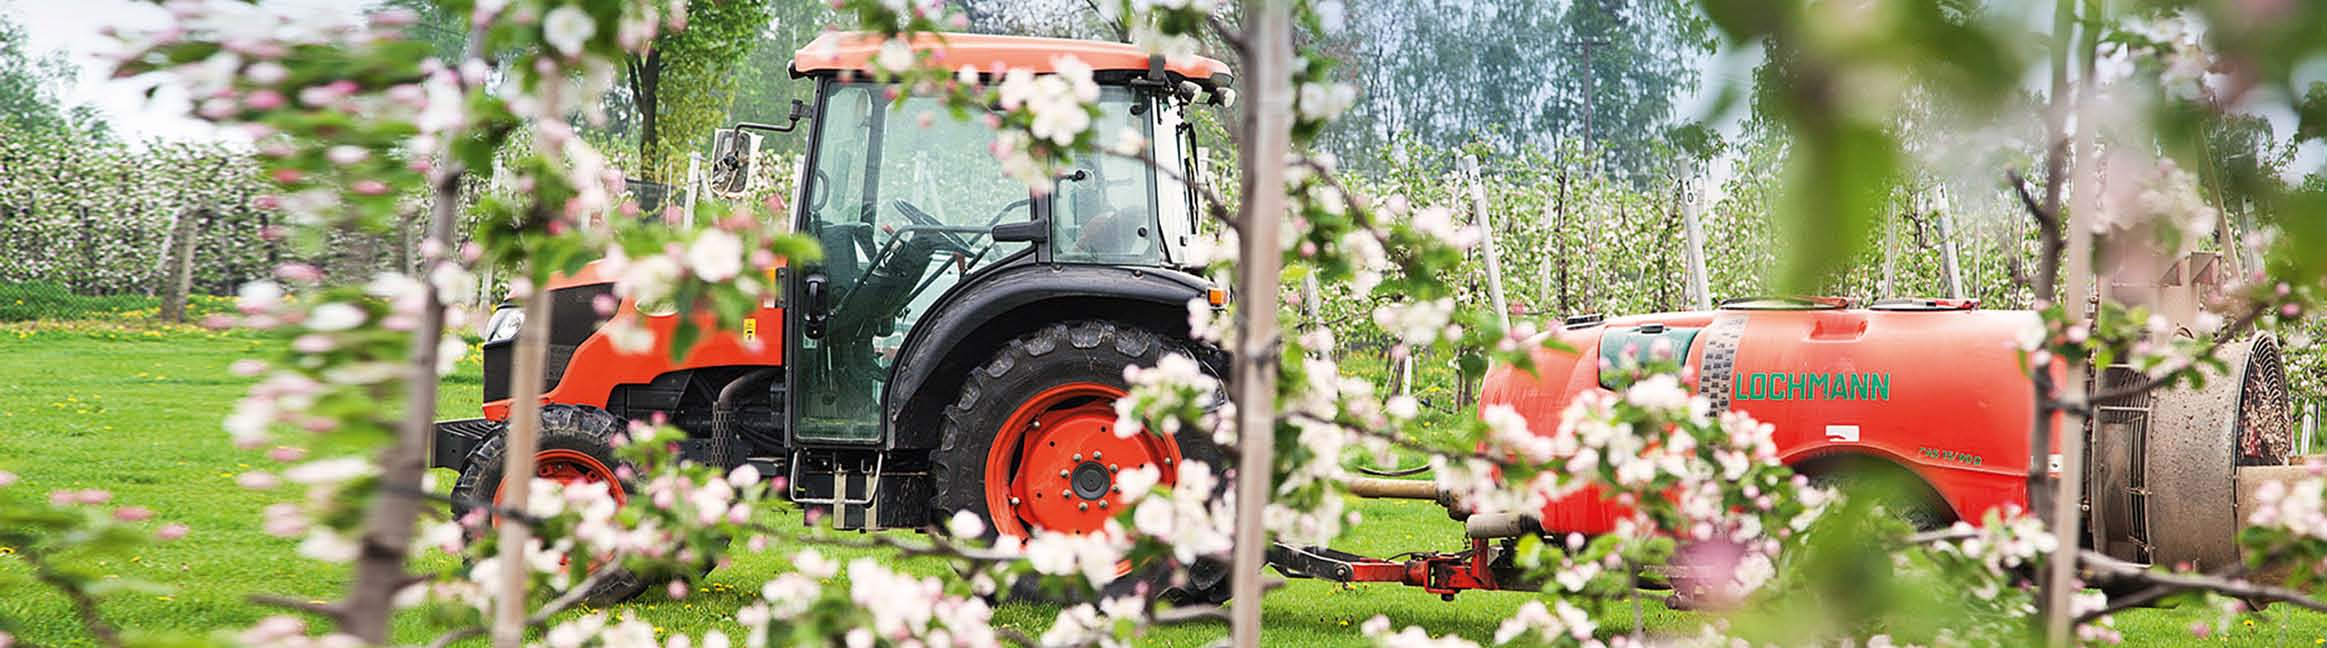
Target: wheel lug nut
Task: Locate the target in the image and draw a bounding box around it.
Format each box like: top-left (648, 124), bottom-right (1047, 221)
top-left (1099, 501), bottom-right (1109, 510)
top-left (1109, 464), bottom-right (1119, 473)
top-left (1010, 497), bottom-right (1021, 505)
top-left (1073, 453), bottom-right (1082, 461)
top-left (1059, 469), bottom-right (1070, 478)
top-left (1093, 451), bottom-right (1103, 460)
top-left (1078, 503), bottom-right (1089, 511)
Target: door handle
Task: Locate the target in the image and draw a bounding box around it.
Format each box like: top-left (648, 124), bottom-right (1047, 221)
top-left (803, 273), bottom-right (829, 339)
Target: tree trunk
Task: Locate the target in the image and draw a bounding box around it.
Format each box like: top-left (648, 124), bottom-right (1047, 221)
top-left (1227, 1), bottom-right (1293, 645)
top-left (339, 30), bottom-right (485, 643)
top-left (339, 164), bottom-right (468, 644)
top-left (633, 49), bottom-right (665, 185)
top-left (2041, 1), bottom-right (2101, 642)
top-left (159, 209), bottom-right (203, 323)
top-left (492, 282), bottom-right (554, 648)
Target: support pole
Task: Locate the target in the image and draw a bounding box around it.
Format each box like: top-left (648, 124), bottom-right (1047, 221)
top-left (684, 152), bottom-right (704, 226)
top-left (160, 208), bottom-right (202, 323)
top-left (1301, 273), bottom-right (1331, 362)
top-left (1534, 181), bottom-right (1559, 311)
top-left (1680, 178), bottom-right (1711, 311)
top-left (1936, 186), bottom-right (1965, 299)
top-left (1882, 199), bottom-right (1898, 298)
top-left (492, 283), bottom-right (553, 648)
top-left (1464, 156), bottom-right (1510, 329)
top-left (1228, 1), bottom-right (1293, 644)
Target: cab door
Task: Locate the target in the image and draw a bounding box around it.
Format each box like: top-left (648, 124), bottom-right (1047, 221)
top-left (786, 81), bottom-right (1031, 445)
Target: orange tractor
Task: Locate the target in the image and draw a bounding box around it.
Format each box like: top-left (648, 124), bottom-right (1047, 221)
top-left (432, 32), bottom-right (1236, 595)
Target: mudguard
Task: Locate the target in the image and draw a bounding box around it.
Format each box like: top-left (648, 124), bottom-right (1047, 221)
top-left (882, 262), bottom-right (1208, 450)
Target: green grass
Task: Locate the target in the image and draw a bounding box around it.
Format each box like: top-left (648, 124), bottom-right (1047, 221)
top-left (0, 324), bottom-right (2322, 646)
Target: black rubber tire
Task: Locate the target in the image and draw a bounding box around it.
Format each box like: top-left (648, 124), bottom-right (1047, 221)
top-left (1803, 462), bottom-right (1954, 533)
top-left (451, 404), bottom-right (651, 606)
top-left (930, 321), bottom-right (1230, 602)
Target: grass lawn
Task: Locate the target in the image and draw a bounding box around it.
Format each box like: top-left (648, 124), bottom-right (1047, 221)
top-left (0, 323), bottom-right (2322, 646)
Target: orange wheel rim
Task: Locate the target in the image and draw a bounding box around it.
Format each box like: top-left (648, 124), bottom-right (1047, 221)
top-left (983, 381), bottom-right (1180, 538)
top-left (495, 448), bottom-right (628, 509)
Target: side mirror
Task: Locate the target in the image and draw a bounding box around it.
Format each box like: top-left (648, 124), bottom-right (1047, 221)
top-left (709, 128), bottom-right (762, 194)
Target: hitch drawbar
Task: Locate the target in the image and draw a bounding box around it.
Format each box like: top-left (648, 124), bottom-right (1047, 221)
top-left (1263, 478), bottom-right (1547, 599)
top-left (1266, 539), bottom-right (1531, 599)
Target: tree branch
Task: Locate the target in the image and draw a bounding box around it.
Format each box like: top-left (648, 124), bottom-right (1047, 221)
top-left (2074, 550), bottom-right (2327, 623)
top-left (1284, 410), bottom-right (1516, 469)
top-left (1204, 15), bottom-right (1250, 56)
top-left (20, 550), bottom-right (124, 648)
top-left (425, 550), bottom-right (632, 648)
top-left (2078, 299), bottom-right (2275, 405)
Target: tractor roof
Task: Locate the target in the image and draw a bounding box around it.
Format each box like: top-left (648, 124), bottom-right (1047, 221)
top-left (792, 32), bottom-right (1232, 86)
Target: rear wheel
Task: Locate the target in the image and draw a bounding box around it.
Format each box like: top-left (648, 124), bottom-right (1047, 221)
top-left (451, 404), bottom-right (651, 605)
top-left (930, 321), bottom-right (1228, 601)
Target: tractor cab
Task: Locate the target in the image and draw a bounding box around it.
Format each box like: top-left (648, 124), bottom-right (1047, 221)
top-left (763, 34), bottom-right (1237, 531)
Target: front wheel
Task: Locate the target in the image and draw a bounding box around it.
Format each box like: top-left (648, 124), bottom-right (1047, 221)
top-left (450, 404), bottom-right (651, 605)
top-left (929, 321), bottom-right (1228, 601)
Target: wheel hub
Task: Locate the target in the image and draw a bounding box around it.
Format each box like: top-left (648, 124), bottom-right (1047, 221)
top-left (501, 448), bottom-right (627, 508)
top-left (987, 382), bottom-right (1180, 537)
top-left (1071, 461), bottom-right (1111, 500)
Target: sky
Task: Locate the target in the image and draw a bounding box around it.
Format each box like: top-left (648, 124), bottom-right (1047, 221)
top-left (5, 0), bottom-right (365, 145)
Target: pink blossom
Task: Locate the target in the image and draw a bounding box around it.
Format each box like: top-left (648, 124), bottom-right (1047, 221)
top-left (76, 489), bottom-right (113, 505)
top-left (0, 471), bottom-right (16, 487)
top-left (244, 89), bottom-right (285, 110)
top-left (237, 471), bottom-right (281, 490)
top-left (198, 97), bottom-right (237, 119)
top-left (270, 168), bottom-right (305, 184)
top-left (352, 179), bottom-right (390, 195)
top-left (667, 580), bottom-right (688, 599)
top-left (291, 334), bottom-right (335, 353)
top-left (49, 490), bottom-right (75, 506)
top-left (268, 446), bottom-right (307, 462)
top-left (155, 523), bottom-right (190, 541)
top-left (372, 8), bottom-right (419, 27)
top-left (230, 359), bottom-right (268, 376)
top-left (113, 506), bottom-right (155, 522)
top-left (275, 263), bottom-right (323, 282)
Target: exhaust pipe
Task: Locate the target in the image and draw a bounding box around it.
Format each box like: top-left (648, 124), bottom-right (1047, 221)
top-left (710, 369), bottom-right (781, 470)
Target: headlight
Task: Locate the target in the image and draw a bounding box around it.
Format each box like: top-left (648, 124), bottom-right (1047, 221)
top-left (481, 307), bottom-right (524, 344)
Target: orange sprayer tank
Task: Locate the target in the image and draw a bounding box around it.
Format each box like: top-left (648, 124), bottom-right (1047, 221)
top-left (1481, 302), bottom-right (2059, 535)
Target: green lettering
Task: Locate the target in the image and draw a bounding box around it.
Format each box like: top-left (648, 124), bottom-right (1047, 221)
top-left (1832, 373), bottom-right (1847, 400)
top-left (1808, 374), bottom-right (1829, 399)
top-left (1872, 373), bottom-right (1890, 401)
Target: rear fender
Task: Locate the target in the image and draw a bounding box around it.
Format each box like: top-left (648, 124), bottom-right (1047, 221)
top-left (482, 276), bottom-right (785, 421)
top-left (881, 263), bottom-right (1207, 450)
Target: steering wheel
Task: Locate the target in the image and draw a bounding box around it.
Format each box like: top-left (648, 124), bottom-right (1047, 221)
top-left (890, 199), bottom-right (976, 255)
